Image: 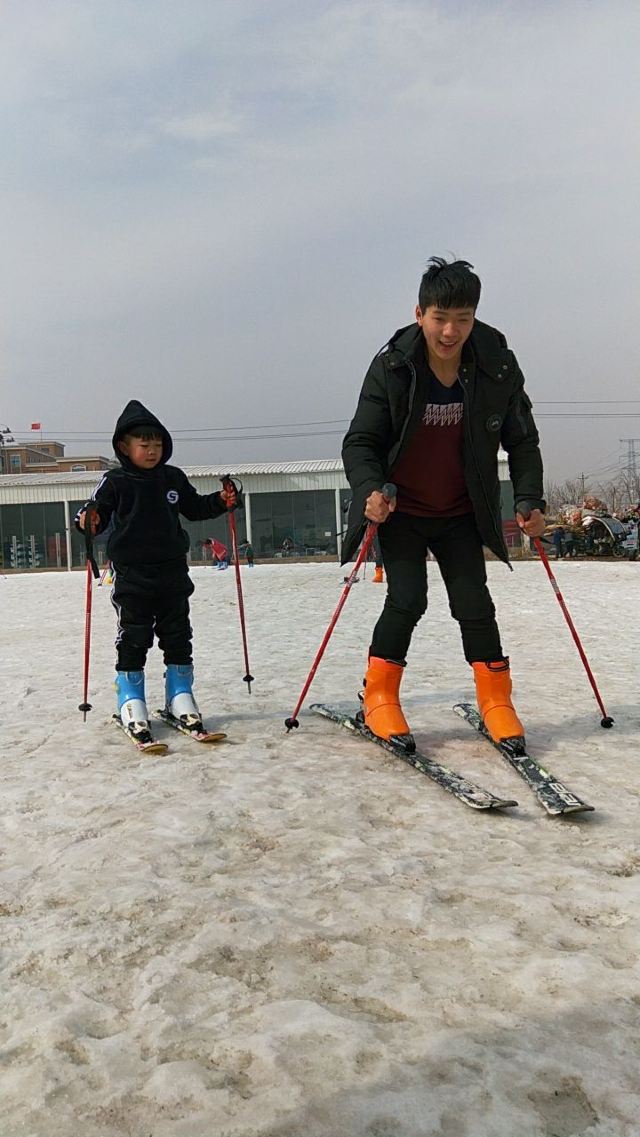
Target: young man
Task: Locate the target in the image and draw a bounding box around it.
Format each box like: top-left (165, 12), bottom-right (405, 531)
top-left (77, 399), bottom-right (236, 744)
top-left (341, 257), bottom-right (545, 752)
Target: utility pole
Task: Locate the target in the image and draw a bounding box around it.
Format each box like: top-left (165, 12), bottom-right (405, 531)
top-left (620, 439), bottom-right (640, 502)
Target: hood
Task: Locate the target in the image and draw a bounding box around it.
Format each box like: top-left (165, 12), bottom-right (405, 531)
top-left (112, 400), bottom-right (173, 471)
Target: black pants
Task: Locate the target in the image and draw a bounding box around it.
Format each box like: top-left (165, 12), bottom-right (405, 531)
top-left (372, 512), bottom-right (503, 664)
top-left (111, 559), bottom-right (195, 671)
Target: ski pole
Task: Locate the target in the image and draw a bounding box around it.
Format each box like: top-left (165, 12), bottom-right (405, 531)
top-left (78, 506), bottom-right (100, 720)
top-left (221, 476), bottom-right (254, 693)
top-left (533, 536), bottom-right (613, 728)
top-left (285, 483), bottom-right (397, 731)
top-left (98, 562), bottom-right (111, 587)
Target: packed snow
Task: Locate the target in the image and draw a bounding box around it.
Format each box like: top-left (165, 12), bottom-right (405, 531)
top-left (1, 560), bottom-right (639, 1137)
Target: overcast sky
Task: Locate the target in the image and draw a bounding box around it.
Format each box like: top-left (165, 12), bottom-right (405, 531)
top-left (2, 1), bottom-right (639, 486)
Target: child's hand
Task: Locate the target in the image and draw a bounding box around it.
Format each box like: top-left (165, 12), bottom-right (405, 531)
top-left (219, 483), bottom-right (237, 510)
top-left (78, 510), bottom-right (99, 534)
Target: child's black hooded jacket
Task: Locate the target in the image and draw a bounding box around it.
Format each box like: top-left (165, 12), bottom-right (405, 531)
top-left (77, 400), bottom-right (226, 566)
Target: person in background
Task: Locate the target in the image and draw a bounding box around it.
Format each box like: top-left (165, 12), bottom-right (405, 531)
top-left (552, 526), bottom-right (565, 560)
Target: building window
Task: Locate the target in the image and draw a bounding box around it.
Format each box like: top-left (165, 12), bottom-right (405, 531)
top-left (71, 464), bottom-right (87, 472)
top-left (10, 455), bottom-right (21, 470)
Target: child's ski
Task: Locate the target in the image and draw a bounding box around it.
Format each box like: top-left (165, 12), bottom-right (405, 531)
top-left (452, 703), bottom-right (594, 816)
top-left (112, 715), bottom-right (168, 755)
top-left (311, 704), bottom-right (518, 811)
top-left (156, 709), bottom-right (227, 744)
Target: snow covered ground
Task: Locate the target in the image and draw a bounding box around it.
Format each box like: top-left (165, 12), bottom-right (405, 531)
top-left (1, 560), bottom-right (639, 1137)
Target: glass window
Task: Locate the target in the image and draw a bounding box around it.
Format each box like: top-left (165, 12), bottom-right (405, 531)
top-left (0, 501), bottom-right (66, 569)
top-left (251, 491), bottom-right (337, 557)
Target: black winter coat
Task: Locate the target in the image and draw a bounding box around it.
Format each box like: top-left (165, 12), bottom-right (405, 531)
top-left (77, 400), bottom-right (226, 566)
top-left (341, 320), bottom-right (544, 565)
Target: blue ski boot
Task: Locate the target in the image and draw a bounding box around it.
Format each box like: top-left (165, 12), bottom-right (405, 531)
top-left (115, 670), bottom-right (152, 741)
top-left (164, 664), bottom-right (203, 732)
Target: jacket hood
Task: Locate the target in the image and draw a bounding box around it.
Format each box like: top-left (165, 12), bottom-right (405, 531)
top-left (112, 400), bottom-right (173, 470)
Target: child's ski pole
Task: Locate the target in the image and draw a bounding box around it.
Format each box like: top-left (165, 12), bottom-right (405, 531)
top-left (222, 476), bottom-right (254, 693)
top-left (78, 507), bottom-right (100, 720)
top-left (533, 536), bottom-right (613, 727)
top-left (285, 483), bottom-right (396, 730)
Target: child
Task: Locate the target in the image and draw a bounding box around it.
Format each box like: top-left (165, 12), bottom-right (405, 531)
top-left (76, 399), bottom-right (236, 744)
top-left (341, 257), bottom-right (545, 751)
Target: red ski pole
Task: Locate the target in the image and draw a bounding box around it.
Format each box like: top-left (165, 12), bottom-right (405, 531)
top-left (533, 536), bottom-right (613, 728)
top-left (222, 476), bottom-right (254, 693)
top-left (285, 483), bottom-right (396, 730)
top-left (78, 507), bottom-right (100, 720)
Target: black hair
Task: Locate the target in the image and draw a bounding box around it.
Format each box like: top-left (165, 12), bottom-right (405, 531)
top-left (418, 257), bottom-right (481, 312)
top-left (125, 426), bottom-right (163, 442)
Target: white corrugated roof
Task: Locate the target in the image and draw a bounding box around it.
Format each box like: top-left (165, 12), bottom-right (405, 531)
top-left (181, 460), bottom-right (345, 477)
top-left (0, 470), bottom-right (108, 487)
top-left (0, 459), bottom-right (345, 488)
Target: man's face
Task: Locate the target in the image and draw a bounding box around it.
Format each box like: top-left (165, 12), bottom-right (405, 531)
top-left (416, 304), bottom-right (475, 363)
top-left (119, 434), bottom-right (163, 469)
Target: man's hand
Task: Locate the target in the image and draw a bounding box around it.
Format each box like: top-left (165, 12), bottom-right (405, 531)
top-left (77, 510), bottom-right (99, 534)
top-left (516, 508), bottom-right (546, 538)
top-left (364, 489), bottom-right (396, 524)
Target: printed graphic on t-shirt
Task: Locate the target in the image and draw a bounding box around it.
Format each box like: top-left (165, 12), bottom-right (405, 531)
top-left (392, 365), bottom-right (473, 518)
top-left (422, 401), bottom-right (463, 427)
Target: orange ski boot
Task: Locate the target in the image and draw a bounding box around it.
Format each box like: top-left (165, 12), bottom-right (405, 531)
top-left (472, 658), bottom-right (524, 743)
top-left (361, 657), bottom-right (414, 752)
top-left (372, 565), bottom-right (384, 584)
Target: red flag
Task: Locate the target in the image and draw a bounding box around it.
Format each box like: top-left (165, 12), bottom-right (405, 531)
top-left (30, 422), bottom-right (42, 430)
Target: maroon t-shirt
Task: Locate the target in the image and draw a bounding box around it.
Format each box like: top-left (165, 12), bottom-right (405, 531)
top-left (393, 365), bottom-right (473, 517)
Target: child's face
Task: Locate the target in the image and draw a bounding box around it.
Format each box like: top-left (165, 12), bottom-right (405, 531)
top-left (119, 434), bottom-right (163, 469)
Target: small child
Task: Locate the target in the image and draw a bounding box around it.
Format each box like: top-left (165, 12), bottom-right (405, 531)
top-left (76, 399), bottom-right (236, 744)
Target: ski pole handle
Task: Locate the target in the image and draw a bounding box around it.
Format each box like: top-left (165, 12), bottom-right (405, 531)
top-left (83, 505), bottom-right (100, 579)
top-left (221, 474), bottom-right (243, 512)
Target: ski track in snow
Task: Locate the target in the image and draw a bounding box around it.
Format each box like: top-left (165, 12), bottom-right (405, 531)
top-left (0, 562), bottom-right (639, 1137)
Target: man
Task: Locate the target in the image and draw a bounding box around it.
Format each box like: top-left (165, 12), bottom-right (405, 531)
top-left (341, 257), bottom-right (545, 752)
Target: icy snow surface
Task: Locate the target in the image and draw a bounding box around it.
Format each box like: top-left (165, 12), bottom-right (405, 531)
top-left (1, 561), bottom-right (639, 1137)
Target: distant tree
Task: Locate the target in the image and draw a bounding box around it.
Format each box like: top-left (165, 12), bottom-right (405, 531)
top-left (544, 478), bottom-right (592, 514)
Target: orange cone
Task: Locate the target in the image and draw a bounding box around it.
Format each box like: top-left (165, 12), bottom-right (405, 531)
top-left (372, 565), bottom-right (384, 583)
top-left (362, 657), bottom-right (414, 749)
top-left (472, 659), bottom-right (524, 743)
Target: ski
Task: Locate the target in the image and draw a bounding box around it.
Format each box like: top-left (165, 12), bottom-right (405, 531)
top-left (452, 703), bottom-right (594, 816)
top-left (310, 704), bottom-right (518, 811)
top-left (156, 709), bottom-right (227, 744)
top-left (112, 715), bottom-right (168, 755)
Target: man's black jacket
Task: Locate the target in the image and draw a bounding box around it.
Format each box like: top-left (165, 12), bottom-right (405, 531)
top-left (77, 400), bottom-right (226, 566)
top-left (341, 320), bottom-right (545, 565)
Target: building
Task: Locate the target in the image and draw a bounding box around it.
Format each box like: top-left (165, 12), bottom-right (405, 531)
top-left (0, 439), bottom-right (115, 476)
top-left (0, 455), bottom-right (516, 571)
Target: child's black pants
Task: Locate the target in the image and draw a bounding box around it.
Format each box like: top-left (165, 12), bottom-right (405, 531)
top-left (372, 511), bottom-right (503, 664)
top-left (111, 559), bottom-right (194, 671)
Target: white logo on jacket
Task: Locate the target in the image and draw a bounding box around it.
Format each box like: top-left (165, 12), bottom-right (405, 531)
top-left (167, 490), bottom-right (179, 504)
